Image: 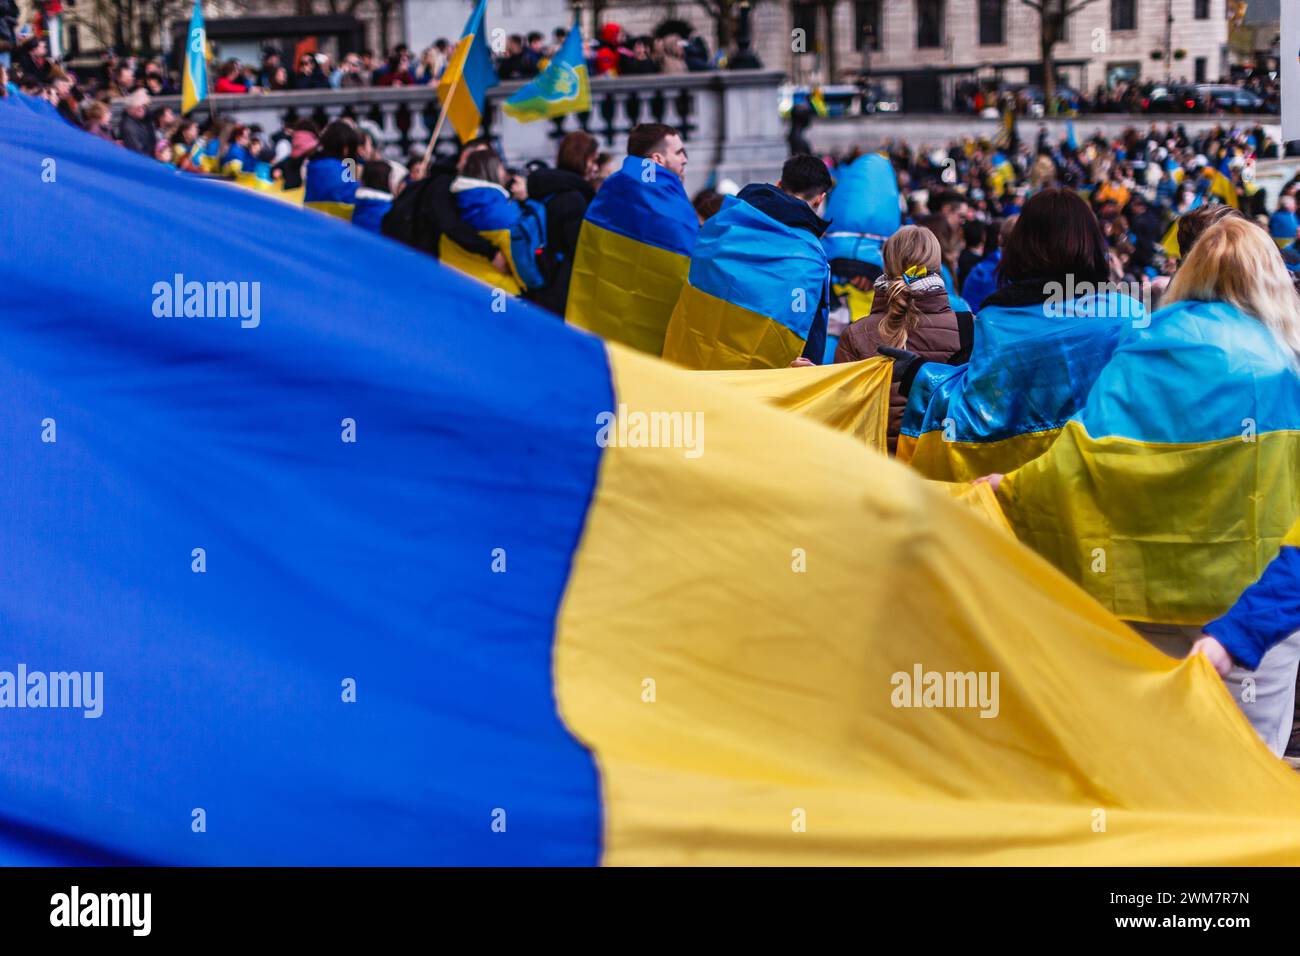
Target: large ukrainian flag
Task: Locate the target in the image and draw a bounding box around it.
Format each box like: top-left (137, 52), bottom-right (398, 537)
top-left (999, 299), bottom-right (1300, 626)
top-left (437, 0), bottom-right (498, 143)
top-left (8, 93), bottom-right (1300, 865)
top-left (662, 194), bottom-right (829, 369)
top-left (897, 289), bottom-right (1142, 480)
top-left (566, 155), bottom-right (698, 354)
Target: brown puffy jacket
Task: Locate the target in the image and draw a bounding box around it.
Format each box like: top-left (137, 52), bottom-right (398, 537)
top-left (833, 274), bottom-right (962, 454)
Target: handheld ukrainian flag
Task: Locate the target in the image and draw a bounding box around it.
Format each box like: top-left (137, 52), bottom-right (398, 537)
top-left (897, 287), bottom-right (1143, 481)
top-left (1160, 219), bottom-right (1180, 258)
top-left (565, 155), bottom-right (699, 354)
top-left (180, 0), bottom-right (208, 116)
top-left (502, 21), bottom-right (589, 122)
top-left (1000, 299), bottom-right (1300, 625)
top-left (10, 92), bottom-right (1300, 865)
top-left (436, 0), bottom-right (499, 143)
top-left (1200, 166), bottom-right (1240, 208)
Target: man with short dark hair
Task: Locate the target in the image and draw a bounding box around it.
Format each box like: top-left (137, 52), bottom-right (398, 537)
top-left (929, 189), bottom-right (969, 229)
top-left (626, 123), bottom-right (687, 178)
top-left (662, 155), bottom-right (835, 369)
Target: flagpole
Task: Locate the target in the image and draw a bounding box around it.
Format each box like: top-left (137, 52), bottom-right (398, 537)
top-left (422, 65), bottom-right (464, 169)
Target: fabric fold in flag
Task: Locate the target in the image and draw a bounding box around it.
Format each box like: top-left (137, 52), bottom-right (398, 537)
top-left (436, 0), bottom-right (499, 144)
top-left (502, 22), bottom-right (589, 122)
top-left (999, 299), bottom-right (1300, 625)
top-left (696, 358), bottom-right (891, 449)
top-left (566, 155), bottom-right (698, 354)
top-left (897, 289), bottom-right (1142, 481)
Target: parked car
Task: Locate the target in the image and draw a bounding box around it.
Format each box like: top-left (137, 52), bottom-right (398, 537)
top-left (856, 81), bottom-right (900, 114)
top-left (1142, 84), bottom-right (1199, 113)
top-left (1191, 84), bottom-right (1266, 113)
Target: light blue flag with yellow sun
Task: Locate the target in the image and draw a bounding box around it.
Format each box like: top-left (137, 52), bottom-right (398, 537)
top-left (502, 21), bottom-right (590, 122)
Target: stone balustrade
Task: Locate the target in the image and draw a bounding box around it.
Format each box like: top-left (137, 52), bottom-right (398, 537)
top-left (140, 70), bottom-right (789, 195)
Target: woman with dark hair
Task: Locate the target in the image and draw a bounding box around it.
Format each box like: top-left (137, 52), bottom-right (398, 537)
top-left (996, 187), bottom-right (1109, 289)
top-left (304, 119), bottom-right (363, 220)
top-left (886, 187), bottom-right (1144, 480)
top-left (523, 130), bottom-right (599, 315)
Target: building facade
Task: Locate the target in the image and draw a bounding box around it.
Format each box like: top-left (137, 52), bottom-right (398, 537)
top-left (400, 0), bottom-right (1229, 95)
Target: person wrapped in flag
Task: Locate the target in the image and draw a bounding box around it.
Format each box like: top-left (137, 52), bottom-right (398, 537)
top-left (661, 155), bottom-right (833, 370)
top-left (169, 118), bottom-right (203, 172)
top-left (219, 123), bottom-right (256, 177)
top-left (821, 152), bottom-right (901, 356)
top-left (352, 160), bottom-right (398, 234)
top-left (304, 119), bottom-right (362, 220)
top-left (565, 123), bottom-right (698, 354)
top-left (439, 148), bottom-right (534, 295)
top-left (988, 216), bottom-right (1300, 753)
top-left (892, 189), bottom-right (1142, 480)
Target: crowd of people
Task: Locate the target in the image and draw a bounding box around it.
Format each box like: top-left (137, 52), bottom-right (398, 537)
top-left (0, 18), bottom-right (717, 110)
top-left (5, 27), bottom-right (1299, 758)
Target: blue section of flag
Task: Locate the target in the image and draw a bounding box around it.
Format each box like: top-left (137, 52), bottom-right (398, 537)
top-left (902, 293), bottom-right (1141, 443)
top-left (584, 155), bottom-right (698, 257)
top-left (1078, 300), bottom-right (1300, 444)
top-left (821, 153), bottom-right (900, 266)
top-left (460, 0), bottom-right (498, 125)
top-left (0, 94), bottom-right (605, 865)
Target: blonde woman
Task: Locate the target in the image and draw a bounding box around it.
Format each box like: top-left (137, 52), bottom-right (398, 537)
top-left (984, 217), bottom-right (1300, 754)
top-left (834, 224), bottom-right (963, 453)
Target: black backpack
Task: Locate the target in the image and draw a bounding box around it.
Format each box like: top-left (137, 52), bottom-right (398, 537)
top-left (380, 174), bottom-right (442, 255)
